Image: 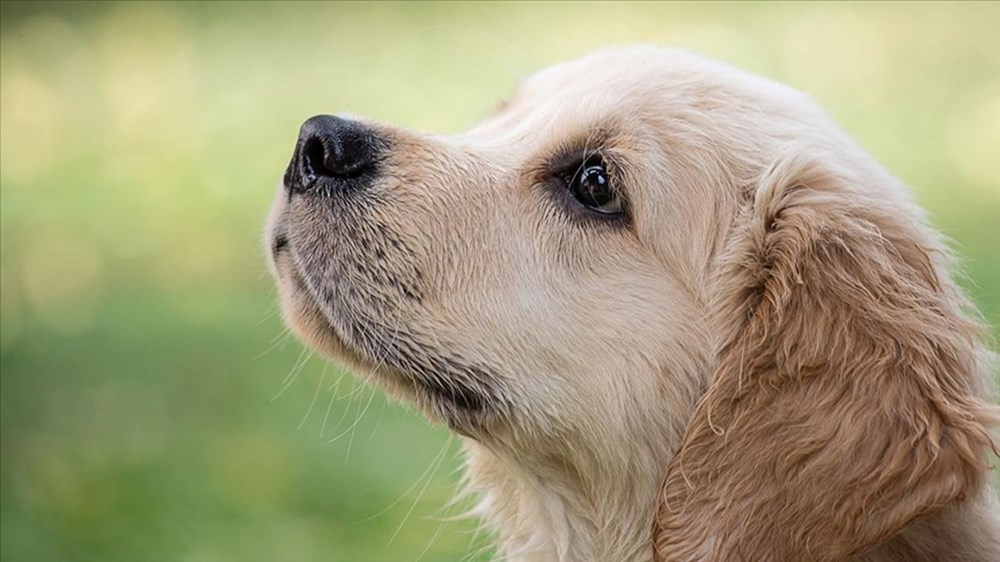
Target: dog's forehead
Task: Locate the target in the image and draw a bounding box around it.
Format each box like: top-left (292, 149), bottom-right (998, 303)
top-left (465, 46), bottom-right (777, 146)
top-left (463, 48), bottom-right (677, 148)
top-left (524, 47), bottom-right (676, 98)
top-left (515, 48), bottom-right (682, 120)
top-left (460, 45), bottom-right (819, 168)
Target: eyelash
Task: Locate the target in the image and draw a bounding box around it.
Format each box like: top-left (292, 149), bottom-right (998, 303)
top-left (542, 154), bottom-right (630, 226)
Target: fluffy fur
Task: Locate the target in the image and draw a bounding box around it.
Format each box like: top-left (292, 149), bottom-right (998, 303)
top-left (266, 46), bottom-right (1000, 561)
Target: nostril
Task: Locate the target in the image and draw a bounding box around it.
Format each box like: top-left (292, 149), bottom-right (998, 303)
top-left (301, 133), bottom-right (364, 182)
top-left (302, 137), bottom-right (334, 181)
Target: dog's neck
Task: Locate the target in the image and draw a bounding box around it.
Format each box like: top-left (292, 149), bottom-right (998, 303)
top-left (461, 429), bottom-right (1000, 562)
top-left (455, 356), bottom-right (709, 562)
top-left (462, 430), bottom-right (674, 562)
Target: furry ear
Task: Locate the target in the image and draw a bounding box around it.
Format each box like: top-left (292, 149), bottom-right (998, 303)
top-left (652, 150), bottom-right (998, 561)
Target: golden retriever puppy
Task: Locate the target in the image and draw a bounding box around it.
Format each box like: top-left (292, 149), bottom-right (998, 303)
top-left (265, 46), bottom-right (1000, 561)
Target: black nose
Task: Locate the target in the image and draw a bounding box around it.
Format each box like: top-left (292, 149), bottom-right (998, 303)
top-left (284, 115), bottom-right (382, 194)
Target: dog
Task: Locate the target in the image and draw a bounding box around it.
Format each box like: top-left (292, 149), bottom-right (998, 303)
top-left (265, 46), bottom-right (1000, 561)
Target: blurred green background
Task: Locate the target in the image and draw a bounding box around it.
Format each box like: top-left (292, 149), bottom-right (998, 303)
top-left (1, 2), bottom-right (997, 561)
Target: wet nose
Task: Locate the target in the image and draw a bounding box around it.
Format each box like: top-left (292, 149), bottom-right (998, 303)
top-left (284, 115), bottom-right (382, 194)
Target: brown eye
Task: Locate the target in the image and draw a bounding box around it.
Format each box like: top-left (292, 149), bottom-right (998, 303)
top-left (568, 161), bottom-right (623, 215)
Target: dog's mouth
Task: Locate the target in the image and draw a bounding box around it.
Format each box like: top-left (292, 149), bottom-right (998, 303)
top-left (268, 226), bottom-right (510, 432)
top-left (271, 233), bottom-right (289, 255)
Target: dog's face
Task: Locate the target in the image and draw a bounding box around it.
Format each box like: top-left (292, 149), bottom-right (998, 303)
top-left (267, 46), bottom-right (997, 560)
top-left (266, 47), bottom-right (799, 443)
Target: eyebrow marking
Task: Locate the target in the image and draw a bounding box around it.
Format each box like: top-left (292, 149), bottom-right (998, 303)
top-left (548, 128), bottom-right (616, 173)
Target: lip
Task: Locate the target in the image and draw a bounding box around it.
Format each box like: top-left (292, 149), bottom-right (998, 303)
top-left (275, 258), bottom-right (431, 406)
top-left (271, 233), bottom-right (289, 255)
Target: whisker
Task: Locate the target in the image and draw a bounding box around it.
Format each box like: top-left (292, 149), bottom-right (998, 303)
top-left (254, 327), bottom-right (294, 360)
top-left (354, 437), bottom-right (452, 524)
top-left (368, 398), bottom-right (389, 438)
top-left (271, 347), bottom-right (313, 402)
top-left (297, 365), bottom-right (327, 430)
top-left (384, 434), bottom-right (452, 549)
top-left (344, 386), bottom-right (376, 463)
top-left (326, 382), bottom-right (377, 445)
top-left (319, 370), bottom-right (347, 439)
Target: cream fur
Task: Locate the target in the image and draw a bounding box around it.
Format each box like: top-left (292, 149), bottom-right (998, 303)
top-left (266, 46), bottom-right (1000, 561)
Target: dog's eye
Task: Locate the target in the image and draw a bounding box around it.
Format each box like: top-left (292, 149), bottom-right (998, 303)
top-left (567, 161), bottom-right (623, 215)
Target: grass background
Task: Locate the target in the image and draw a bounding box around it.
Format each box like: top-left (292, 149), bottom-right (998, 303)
top-left (1, 2), bottom-right (997, 561)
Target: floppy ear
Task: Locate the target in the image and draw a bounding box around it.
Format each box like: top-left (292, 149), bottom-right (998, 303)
top-left (652, 150), bottom-right (999, 561)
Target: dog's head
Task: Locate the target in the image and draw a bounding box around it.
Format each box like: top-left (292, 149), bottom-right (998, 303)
top-left (266, 46), bottom-right (996, 560)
